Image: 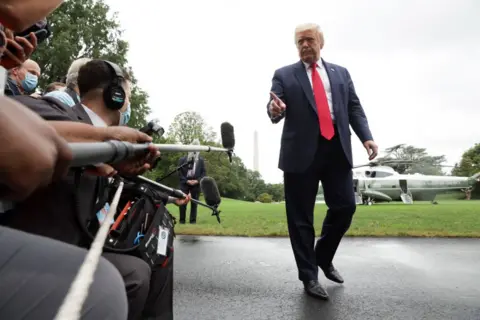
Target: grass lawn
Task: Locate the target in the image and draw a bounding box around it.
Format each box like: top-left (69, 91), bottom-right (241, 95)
top-left (167, 198), bottom-right (480, 238)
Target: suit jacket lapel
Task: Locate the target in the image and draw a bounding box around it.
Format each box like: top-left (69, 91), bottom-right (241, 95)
top-left (294, 61), bottom-right (318, 115)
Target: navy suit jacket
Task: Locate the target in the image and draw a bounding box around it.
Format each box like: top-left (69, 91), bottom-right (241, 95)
top-left (267, 59), bottom-right (373, 173)
top-left (178, 156), bottom-right (206, 189)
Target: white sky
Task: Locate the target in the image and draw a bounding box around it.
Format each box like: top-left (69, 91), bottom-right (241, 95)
top-left (104, 0), bottom-right (480, 183)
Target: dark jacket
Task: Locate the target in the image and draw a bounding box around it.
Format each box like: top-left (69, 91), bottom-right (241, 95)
top-left (0, 96), bottom-right (103, 248)
top-left (267, 59), bottom-right (373, 173)
top-left (177, 156), bottom-right (206, 190)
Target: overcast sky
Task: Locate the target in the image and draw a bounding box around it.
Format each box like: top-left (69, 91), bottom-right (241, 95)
top-left (104, 0), bottom-right (480, 183)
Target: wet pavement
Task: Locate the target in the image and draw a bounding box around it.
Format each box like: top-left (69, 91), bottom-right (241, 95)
top-left (173, 236), bottom-right (480, 320)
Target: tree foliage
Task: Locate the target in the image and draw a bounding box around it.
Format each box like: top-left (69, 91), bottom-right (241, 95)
top-left (29, 0), bottom-right (282, 201)
top-left (452, 143), bottom-right (480, 177)
top-left (376, 144), bottom-right (446, 175)
top-left (31, 0), bottom-right (149, 129)
top-left (167, 111), bottom-right (217, 144)
top-left (146, 112), bottom-right (284, 202)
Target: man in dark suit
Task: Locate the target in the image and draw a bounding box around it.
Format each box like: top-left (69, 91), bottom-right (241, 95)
top-left (267, 23), bottom-right (378, 300)
top-left (177, 139), bottom-right (206, 224)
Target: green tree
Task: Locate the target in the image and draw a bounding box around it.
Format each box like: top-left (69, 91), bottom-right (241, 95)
top-left (257, 193), bottom-right (273, 203)
top-left (376, 144), bottom-right (446, 175)
top-left (452, 143), bottom-right (480, 177)
top-left (167, 111), bottom-right (217, 144)
top-left (265, 183), bottom-right (284, 202)
top-left (31, 0), bottom-right (150, 129)
top-left (245, 170), bottom-right (267, 201)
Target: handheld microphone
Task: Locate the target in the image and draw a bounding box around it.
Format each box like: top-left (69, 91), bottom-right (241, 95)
top-left (200, 176), bottom-right (221, 207)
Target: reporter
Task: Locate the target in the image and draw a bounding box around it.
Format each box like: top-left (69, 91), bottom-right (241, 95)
top-left (44, 57), bottom-right (92, 107)
top-left (4, 59), bottom-right (159, 320)
top-left (0, 98), bottom-right (128, 320)
top-left (5, 59), bottom-right (41, 95)
top-left (0, 2), bottom-right (128, 319)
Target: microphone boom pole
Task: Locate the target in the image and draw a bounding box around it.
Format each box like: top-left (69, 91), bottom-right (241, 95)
top-left (68, 141), bottom-right (233, 168)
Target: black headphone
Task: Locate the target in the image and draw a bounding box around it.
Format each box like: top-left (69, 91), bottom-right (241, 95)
top-left (102, 60), bottom-right (126, 110)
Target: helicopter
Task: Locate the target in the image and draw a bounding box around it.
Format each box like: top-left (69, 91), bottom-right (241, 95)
top-left (317, 160), bottom-right (480, 205)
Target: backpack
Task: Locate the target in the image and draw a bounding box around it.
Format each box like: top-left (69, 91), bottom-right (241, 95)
top-left (82, 176), bottom-right (176, 268)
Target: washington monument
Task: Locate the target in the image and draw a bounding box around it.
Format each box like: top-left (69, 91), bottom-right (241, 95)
top-left (253, 130), bottom-right (259, 172)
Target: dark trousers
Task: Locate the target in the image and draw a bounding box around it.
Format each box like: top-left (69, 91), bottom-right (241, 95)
top-left (0, 226), bottom-right (128, 320)
top-left (104, 251), bottom-right (174, 320)
top-left (142, 251), bottom-right (174, 320)
top-left (102, 253), bottom-right (151, 320)
top-left (283, 133), bottom-right (356, 282)
top-left (179, 185), bottom-right (200, 223)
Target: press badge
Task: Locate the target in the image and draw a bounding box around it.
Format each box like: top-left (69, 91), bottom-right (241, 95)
top-left (96, 202), bottom-right (114, 225)
top-left (156, 226), bottom-right (169, 256)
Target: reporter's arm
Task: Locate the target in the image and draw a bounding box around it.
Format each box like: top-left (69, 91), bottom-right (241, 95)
top-left (0, 0), bottom-right (63, 32)
top-left (48, 121), bottom-right (111, 143)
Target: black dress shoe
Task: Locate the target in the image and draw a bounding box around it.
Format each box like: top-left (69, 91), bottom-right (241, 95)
top-left (322, 265), bottom-right (344, 284)
top-left (303, 280), bottom-right (329, 300)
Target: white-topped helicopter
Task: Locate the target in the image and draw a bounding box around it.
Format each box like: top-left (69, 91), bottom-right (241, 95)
top-left (317, 160), bottom-right (480, 205)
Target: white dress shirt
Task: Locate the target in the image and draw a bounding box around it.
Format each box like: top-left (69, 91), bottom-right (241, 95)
top-left (302, 61), bottom-right (335, 121)
top-left (82, 104), bottom-right (107, 127)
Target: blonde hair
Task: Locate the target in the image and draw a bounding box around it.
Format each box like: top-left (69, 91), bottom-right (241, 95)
top-left (294, 23), bottom-right (324, 47)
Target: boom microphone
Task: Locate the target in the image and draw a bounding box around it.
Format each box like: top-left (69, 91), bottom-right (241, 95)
top-left (200, 176), bottom-right (221, 207)
top-left (132, 175), bottom-right (223, 223)
top-left (133, 175), bottom-right (186, 199)
top-left (221, 122), bottom-right (235, 150)
top-left (68, 141), bottom-right (231, 168)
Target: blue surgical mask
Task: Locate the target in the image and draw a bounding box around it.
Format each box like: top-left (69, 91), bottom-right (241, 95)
top-left (119, 103), bottom-right (131, 126)
top-left (44, 90), bottom-right (76, 107)
top-left (21, 72), bottom-right (38, 92)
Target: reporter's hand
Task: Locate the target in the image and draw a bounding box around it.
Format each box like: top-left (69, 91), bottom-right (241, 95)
top-left (0, 30), bottom-right (37, 70)
top-left (0, 97), bottom-right (72, 201)
top-left (269, 91), bottom-right (286, 118)
top-left (174, 193), bottom-right (191, 206)
top-left (113, 144), bottom-right (160, 176)
top-left (105, 126), bottom-right (153, 143)
top-left (85, 164), bottom-right (117, 178)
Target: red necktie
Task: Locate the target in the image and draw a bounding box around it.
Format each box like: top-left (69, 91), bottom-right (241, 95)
top-left (311, 62), bottom-right (334, 140)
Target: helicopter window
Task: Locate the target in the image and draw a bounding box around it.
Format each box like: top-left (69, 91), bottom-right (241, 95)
top-left (374, 171), bottom-right (393, 178)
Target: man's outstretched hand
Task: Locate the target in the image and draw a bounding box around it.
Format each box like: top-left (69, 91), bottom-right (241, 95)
top-left (269, 92), bottom-right (286, 118)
